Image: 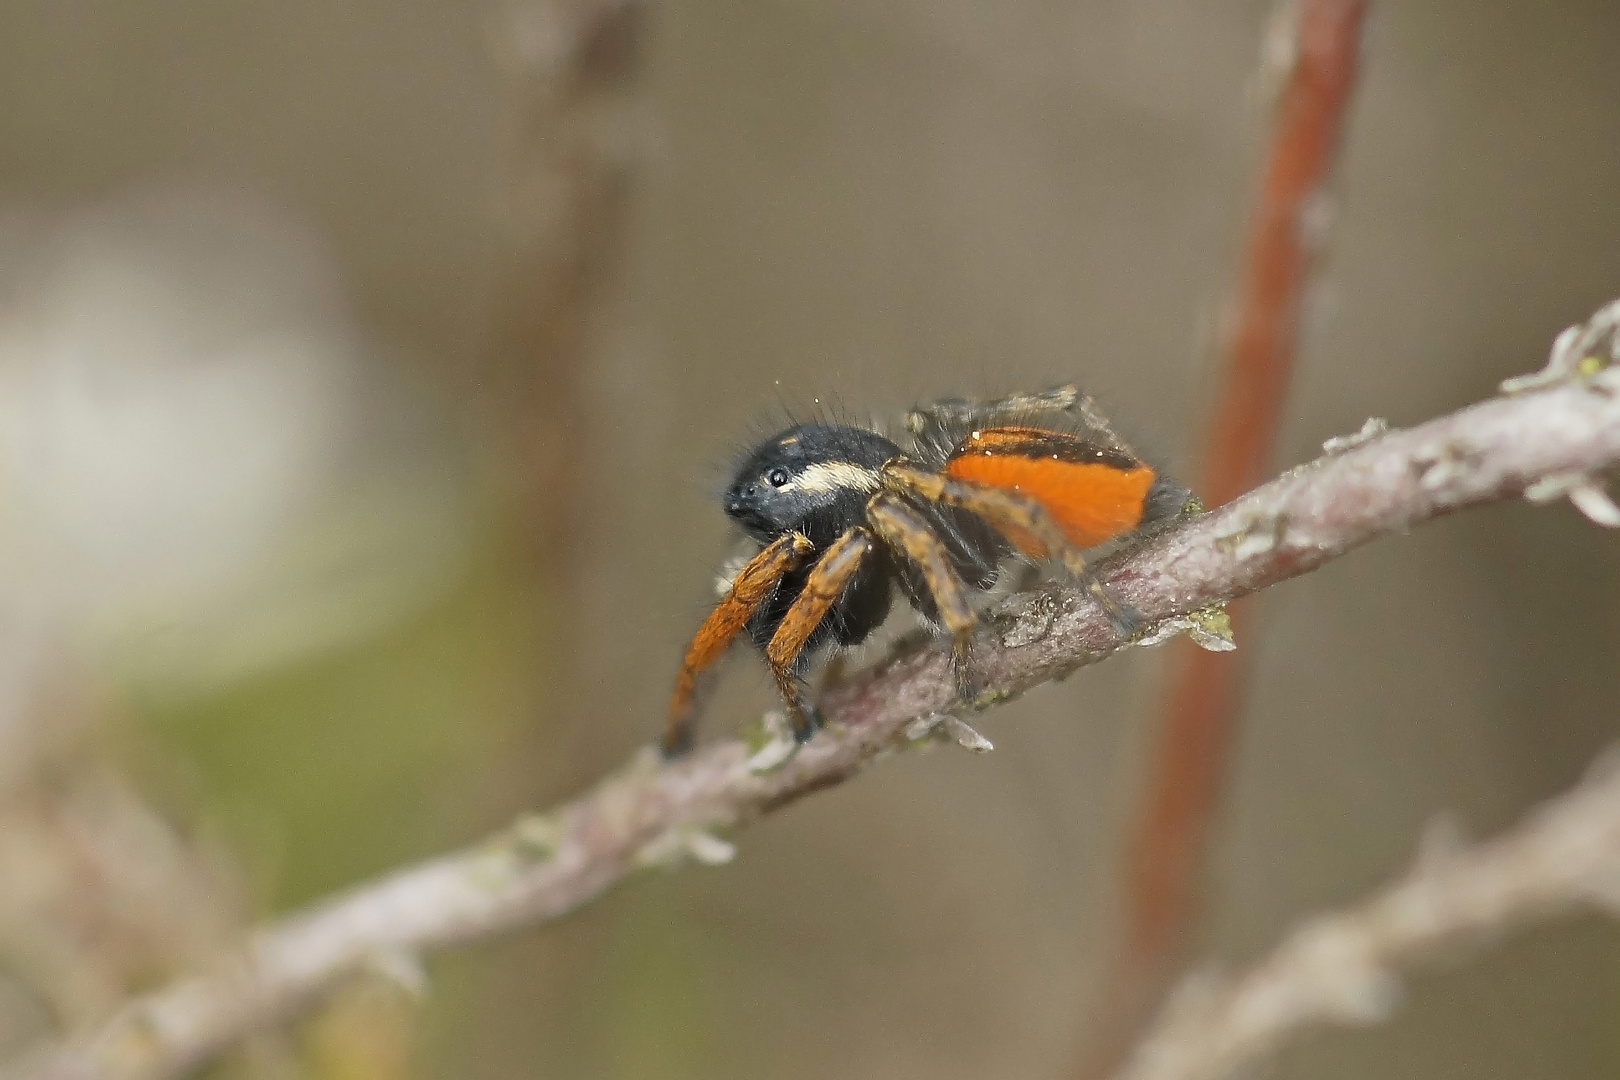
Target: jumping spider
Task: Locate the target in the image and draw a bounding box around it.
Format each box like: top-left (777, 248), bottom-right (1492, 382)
top-left (662, 386), bottom-right (1194, 757)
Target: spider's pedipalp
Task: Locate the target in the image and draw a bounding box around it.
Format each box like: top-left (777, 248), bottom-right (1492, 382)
top-left (765, 528), bottom-right (875, 743)
top-left (865, 490), bottom-right (982, 700)
top-left (665, 532), bottom-right (813, 757)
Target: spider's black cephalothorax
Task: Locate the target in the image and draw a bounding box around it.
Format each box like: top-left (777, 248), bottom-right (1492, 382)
top-left (725, 423), bottom-right (1011, 664)
top-left (663, 387), bottom-right (1196, 757)
top-left (724, 423), bottom-right (896, 547)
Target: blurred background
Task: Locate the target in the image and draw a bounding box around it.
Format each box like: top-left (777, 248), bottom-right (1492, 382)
top-left (1, 1), bottom-right (1619, 1078)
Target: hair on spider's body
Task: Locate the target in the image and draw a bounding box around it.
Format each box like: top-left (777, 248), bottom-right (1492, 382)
top-left (662, 385), bottom-right (1198, 758)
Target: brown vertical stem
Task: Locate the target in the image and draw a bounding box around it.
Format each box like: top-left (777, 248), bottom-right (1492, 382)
top-left (482, 0), bottom-right (645, 587)
top-left (1081, 2), bottom-right (1370, 1073)
top-left (461, 5), bottom-right (647, 1069)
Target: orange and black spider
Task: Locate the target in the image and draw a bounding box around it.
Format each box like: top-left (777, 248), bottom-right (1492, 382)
top-left (662, 386), bottom-right (1198, 758)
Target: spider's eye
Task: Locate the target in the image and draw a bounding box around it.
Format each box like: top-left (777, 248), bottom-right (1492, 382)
top-left (766, 467), bottom-right (791, 488)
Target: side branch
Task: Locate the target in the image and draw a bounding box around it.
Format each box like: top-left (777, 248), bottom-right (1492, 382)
top-left (15, 354), bottom-right (1620, 1080)
top-left (1111, 749), bottom-right (1620, 1080)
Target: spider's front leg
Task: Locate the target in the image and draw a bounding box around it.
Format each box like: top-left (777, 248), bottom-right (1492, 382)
top-left (865, 491), bottom-right (983, 701)
top-left (882, 462), bottom-right (1143, 637)
top-left (665, 533), bottom-right (813, 758)
top-left (765, 528), bottom-right (875, 743)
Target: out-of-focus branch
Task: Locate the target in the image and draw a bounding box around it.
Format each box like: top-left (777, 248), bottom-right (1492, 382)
top-left (1110, 747), bottom-right (1620, 1080)
top-left (483, 0), bottom-right (644, 579)
top-left (1203, 0), bottom-right (1369, 508)
top-left (0, 765), bottom-right (247, 1053)
top-left (11, 313), bottom-right (1620, 1080)
top-left (1088, 2), bottom-right (1371, 1069)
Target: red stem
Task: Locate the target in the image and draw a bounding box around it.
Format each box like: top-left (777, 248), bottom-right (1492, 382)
top-left (1083, 2), bottom-right (1370, 1073)
top-left (1202, 0), bottom-right (1369, 509)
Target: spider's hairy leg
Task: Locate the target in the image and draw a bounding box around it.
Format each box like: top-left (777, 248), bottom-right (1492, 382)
top-left (905, 385), bottom-right (1090, 460)
top-left (882, 462), bottom-right (1142, 637)
top-left (882, 461), bottom-right (1082, 569)
top-left (665, 532), bottom-right (813, 758)
top-left (904, 385), bottom-right (1082, 437)
top-left (865, 491), bottom-right (982, 701)
top-left (765, 528), bottom-right (875, 744)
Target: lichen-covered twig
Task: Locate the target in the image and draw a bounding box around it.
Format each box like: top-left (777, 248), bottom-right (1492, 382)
top-left (11, 303), bottom-right (1620, 1080)
top-left (1110, 747), bottom-right (1620, 1080)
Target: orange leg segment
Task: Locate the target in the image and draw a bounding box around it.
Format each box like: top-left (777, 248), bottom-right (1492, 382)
top-left (765, 528), bottom-right (874, 743)
top-left (664, 532), bottom-right (813, 757)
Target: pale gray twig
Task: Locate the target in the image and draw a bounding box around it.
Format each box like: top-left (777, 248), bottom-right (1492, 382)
top-left (12, 301), bottom-right (1620, 1080)
top-left (1111, 748), bottom-right (1620, 1080)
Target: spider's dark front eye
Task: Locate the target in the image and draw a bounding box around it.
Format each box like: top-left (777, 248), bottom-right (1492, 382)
top-left (767, 467), bottom-right (790, 487)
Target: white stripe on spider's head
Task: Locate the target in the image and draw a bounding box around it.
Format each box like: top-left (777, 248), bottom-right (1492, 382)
top-left (788, 462), bottom-right (882, 496)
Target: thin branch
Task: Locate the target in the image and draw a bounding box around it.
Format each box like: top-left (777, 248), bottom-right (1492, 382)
top-left (11, 325), bottom-right (1620, 1080)
top-left (1110, 747), bottom-right (1620, 1080)
top-left (483, 0), bottom-right (644, 580)
top-left (1204, 0), bottom-right (1369, 508)
top-left (1089, 2), bottom-right (1371, 1068)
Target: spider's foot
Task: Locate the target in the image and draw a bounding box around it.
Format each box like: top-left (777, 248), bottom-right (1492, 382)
top-left (951, 636), bottom-right (980, 702)
top-left (1105, 602), bottom-right (1144, 640)
top-left (790, 705), bottom-right (825, 745)
top-left (1087, 579), bottom-right (1142, 639)
top-left (659, 726), bottom-right (695, 761)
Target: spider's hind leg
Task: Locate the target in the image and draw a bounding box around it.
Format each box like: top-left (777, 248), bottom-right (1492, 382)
top-left (904, 385), bottom-right (1084, 437)
top-left (905, 385), bottom-right (1090, 465)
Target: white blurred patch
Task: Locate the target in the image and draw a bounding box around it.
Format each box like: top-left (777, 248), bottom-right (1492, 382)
top-left (0, 186), bottom-right (471, 711)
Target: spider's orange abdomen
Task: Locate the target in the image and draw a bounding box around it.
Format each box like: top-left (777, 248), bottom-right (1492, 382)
top-left (945, 426), bottom-right (1157, 551)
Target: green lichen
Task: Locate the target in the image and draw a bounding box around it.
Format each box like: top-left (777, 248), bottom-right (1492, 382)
top-left (740, 715), bottom-right (777, 754)
top-left (1215, 513), bottom-right (1288, 558)
top-left (1187, 603), bottom-right (1236, 648)
top-left (508, 811), bottom-right (565, 863)
top-left (971, 685), bottom-right (1023, 710)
